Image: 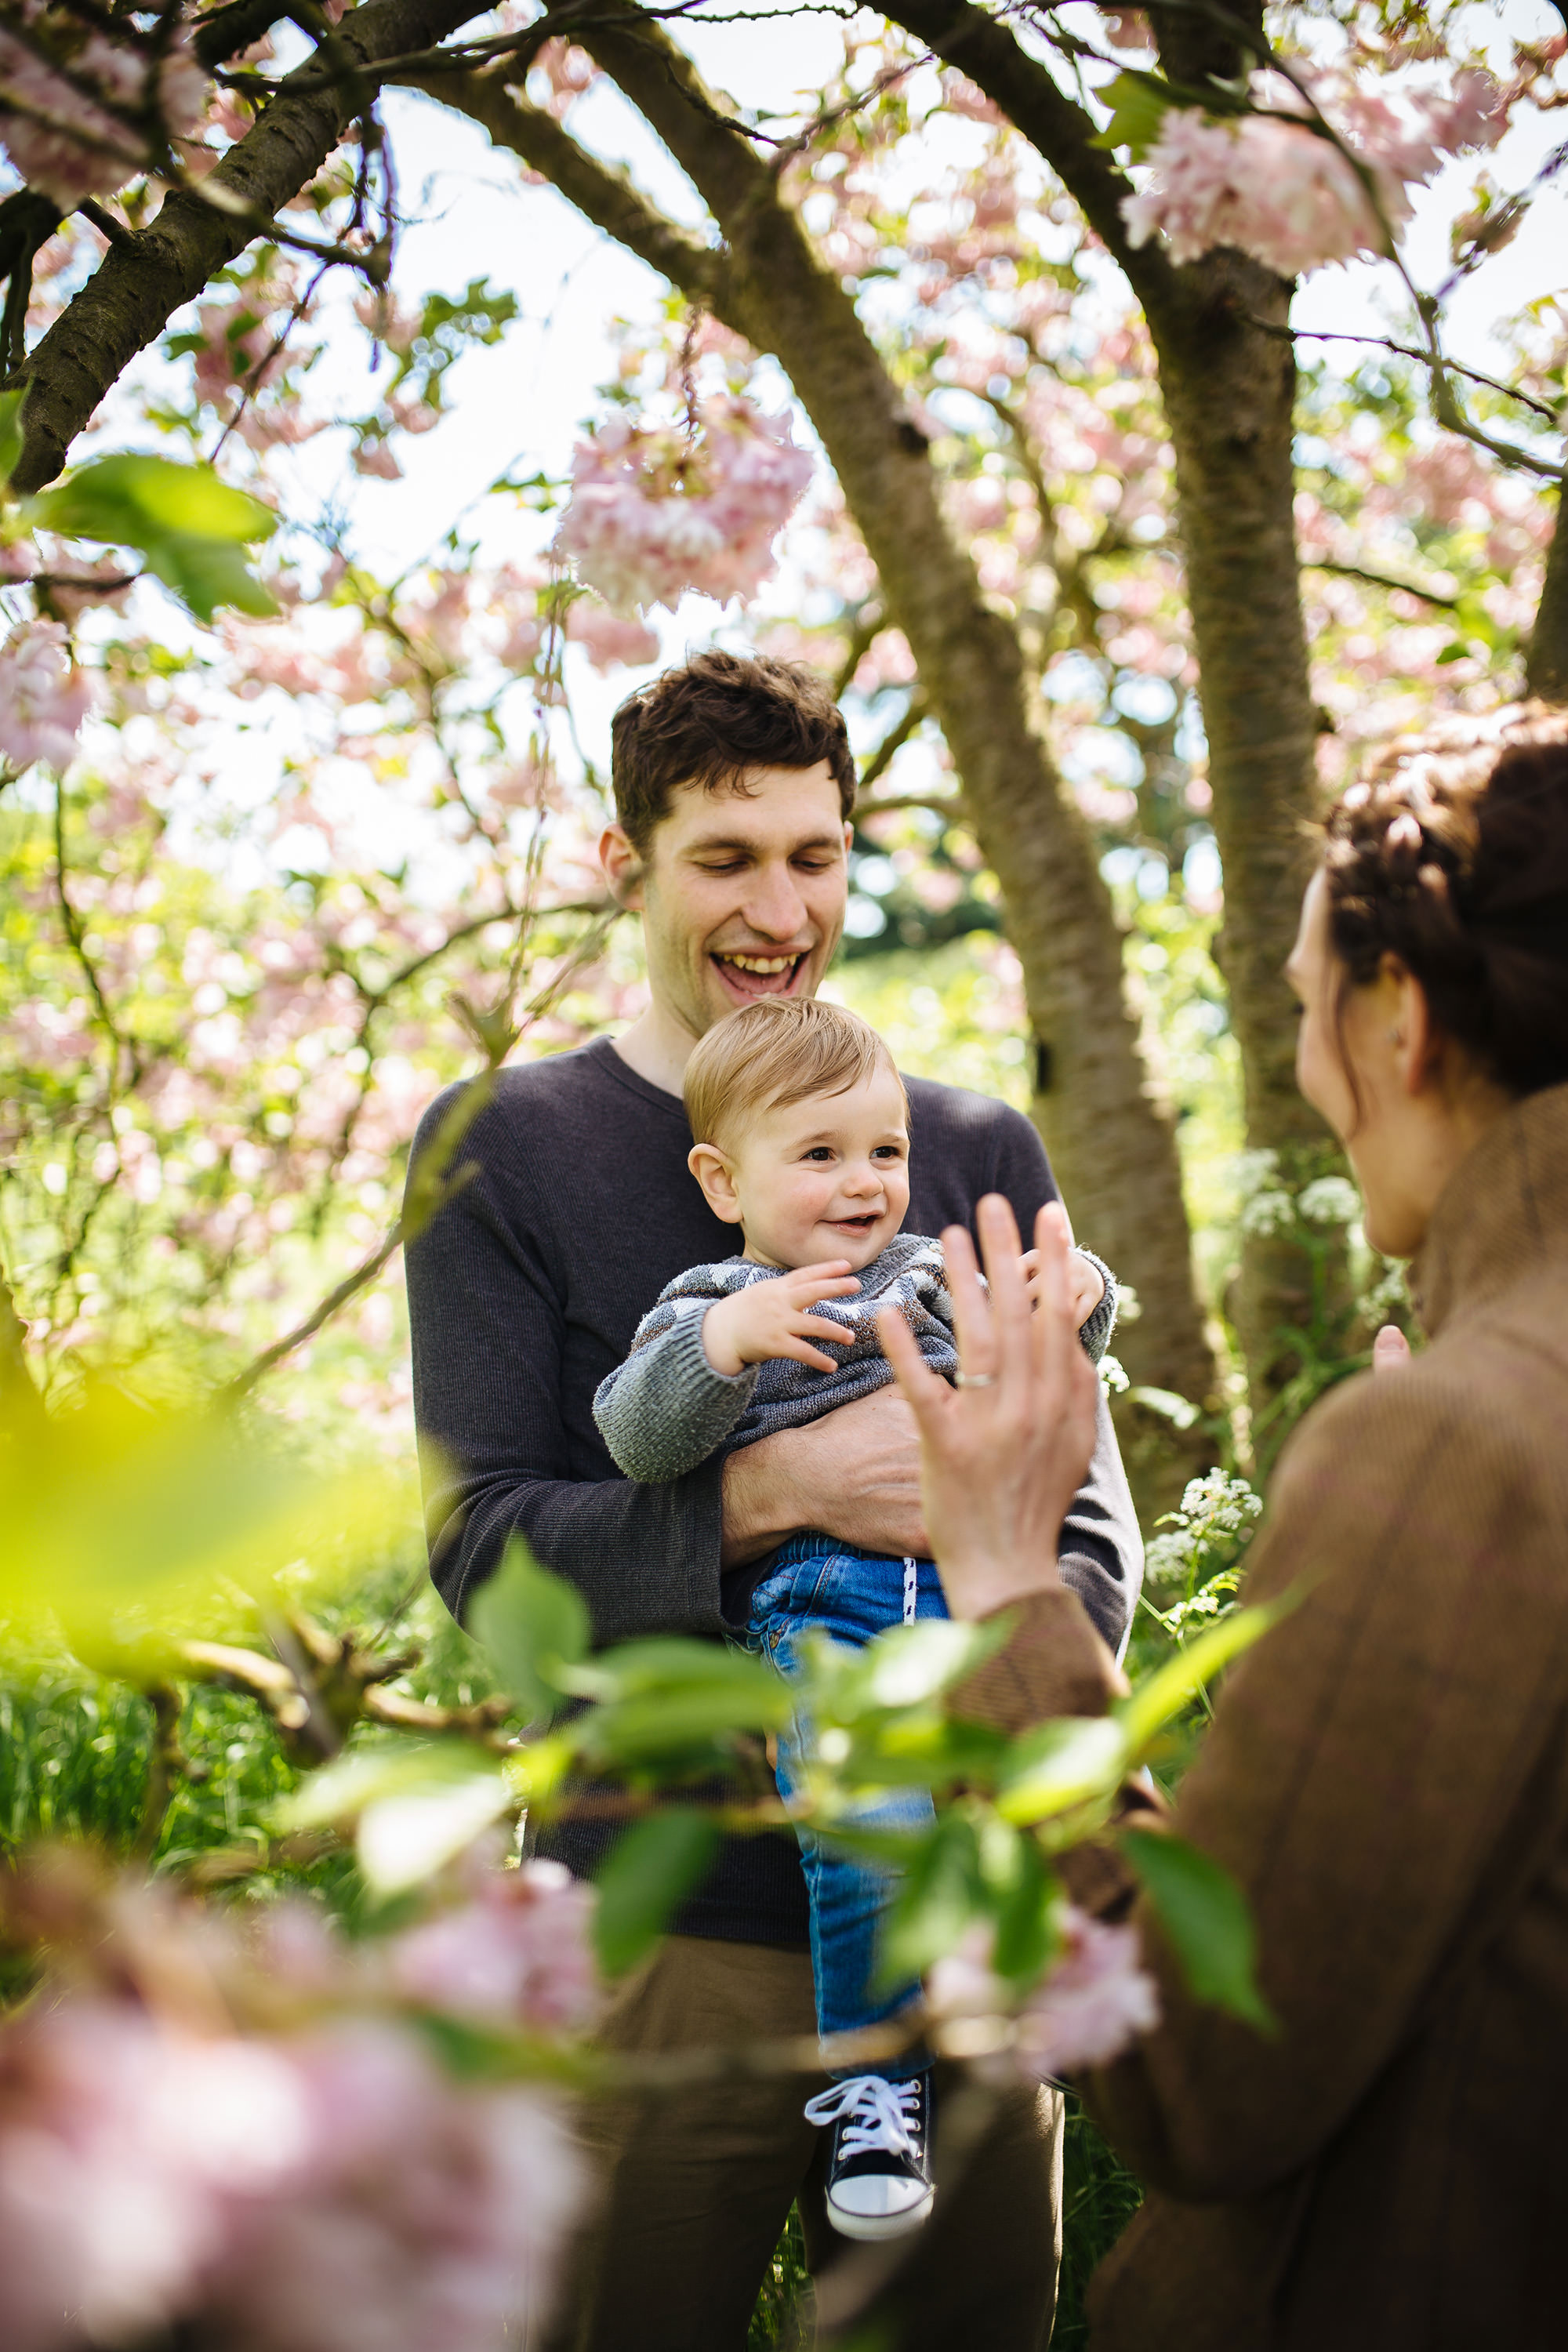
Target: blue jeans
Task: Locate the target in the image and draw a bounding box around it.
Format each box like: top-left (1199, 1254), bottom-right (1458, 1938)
top-left (746, 1535), bottom-right (949, 2081)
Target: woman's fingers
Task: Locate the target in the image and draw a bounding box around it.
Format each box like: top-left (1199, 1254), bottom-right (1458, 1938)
top-left (975, 1194), bottom-right (1033, 1388)
top-left (940, 1217), bottom-right (996, 1385)
top-left (1030, 1203), bottom-right (1079, 1392)
top-left (1373, 1323), bottom-right (1411, 1374)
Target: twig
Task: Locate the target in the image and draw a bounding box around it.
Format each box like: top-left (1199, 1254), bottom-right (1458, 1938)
top-left (1245, 318), bottom-right (1563, 429)
top-left (1304, 559), bottom-right (1459, 610)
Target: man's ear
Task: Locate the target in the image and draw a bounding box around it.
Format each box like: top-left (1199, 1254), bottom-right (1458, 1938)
top-left (688, 1142), bottom-right (743, 1225)
top-left (600, 824), bottom-right (644, 911)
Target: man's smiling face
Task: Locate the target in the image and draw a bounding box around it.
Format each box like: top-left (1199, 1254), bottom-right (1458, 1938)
top-left (605, 761), bottom-right (852, 1048)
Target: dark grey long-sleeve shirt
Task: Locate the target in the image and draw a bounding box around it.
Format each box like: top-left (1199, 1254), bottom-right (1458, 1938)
top-left (405, 1033), bottom-right (1142, 1947)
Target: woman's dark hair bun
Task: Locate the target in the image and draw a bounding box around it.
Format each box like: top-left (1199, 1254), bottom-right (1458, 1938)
top-left (1322, 704), bottom-right (1568, 1098)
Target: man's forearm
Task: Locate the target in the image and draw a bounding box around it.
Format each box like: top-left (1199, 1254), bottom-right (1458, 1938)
top-left (720, 1425), bottom-right (810, 1570)
top-left (432, 1457), bottom-right (728, 1641)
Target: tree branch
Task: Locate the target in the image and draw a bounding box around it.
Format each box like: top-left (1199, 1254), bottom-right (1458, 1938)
top-left (410, 62), bottom-right (732, 308)
top-left (1304, 559), bottom-right (1459, 611)
top-left (8, 0), bottom-right (481, 492)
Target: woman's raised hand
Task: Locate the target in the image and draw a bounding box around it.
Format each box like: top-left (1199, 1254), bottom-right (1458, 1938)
top-left (877, 1196), bottom-right (1100, 1621)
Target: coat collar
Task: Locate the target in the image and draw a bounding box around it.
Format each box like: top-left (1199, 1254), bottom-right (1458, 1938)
top-left (1412, 1081), bottom-right (1568, 1338)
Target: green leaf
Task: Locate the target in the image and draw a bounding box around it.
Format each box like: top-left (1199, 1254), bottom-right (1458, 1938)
top-left (989, 1839), bottom-right (1064, 1987)
top-left (1091, 69), bottom-right (1178, 161)
top-left (140, 533), bottom-right (278, 622)
top-left (797, 1614), bottom-right (1012, 1728)
top-left (275, 1737), bottom-right (513, 1894)
top-left (1122, 1828), bottom-right (1276, 2031)
top-left (582, 1673), bottom-right (793, 1769)
top-left (1116, 1596), bottom-right (1290, 1759)
top-left (0, 389), bottom-right (24, 493)
top-left (593, 1806), bottom-right (721, 1976)
top-left (1127, 1385), bottom-right (1201, 1431)
top-left (27, 456), bottom-right (278, 621)
top-left (878, 1809), bottom-right (984, 1984)
top-left (469, 1538), bottom-right (590, 1721)
top-left (34, 455), bottom-right (276, 546)
top-left (996, 1715), bottom-right (1128, 1824)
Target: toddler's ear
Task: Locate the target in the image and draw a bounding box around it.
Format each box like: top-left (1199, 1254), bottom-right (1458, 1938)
top-left (688, 1142), bottom-right (744, 1225)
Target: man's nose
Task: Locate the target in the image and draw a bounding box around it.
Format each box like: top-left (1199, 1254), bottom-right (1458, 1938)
top-left (741, 861), bottom-right (810, 942)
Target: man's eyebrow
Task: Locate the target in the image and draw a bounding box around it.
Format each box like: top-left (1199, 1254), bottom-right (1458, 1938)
top-left (681, 830), bottom-right (845, 855)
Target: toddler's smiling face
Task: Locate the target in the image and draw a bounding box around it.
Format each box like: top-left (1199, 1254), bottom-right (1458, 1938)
top-left (691, 1065), bottom-right (911, 1272)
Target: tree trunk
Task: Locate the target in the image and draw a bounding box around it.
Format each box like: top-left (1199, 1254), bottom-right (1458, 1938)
top-left (1526, 492), bottom-right (1568, 706)
top-left (1152, 264), bottom-right (1335, 1396)
top-left (433, 30), bottom-right (1221, 1439)
top-left (881, 0), bottom-right (1342, 1418)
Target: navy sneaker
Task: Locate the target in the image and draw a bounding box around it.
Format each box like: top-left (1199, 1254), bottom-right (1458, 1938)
top-left (804, 2070), bottom-right (935, 2240)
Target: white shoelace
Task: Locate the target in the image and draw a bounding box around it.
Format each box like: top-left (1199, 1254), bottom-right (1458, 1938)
top-left (804, 2074), bottom-right (924, 2161)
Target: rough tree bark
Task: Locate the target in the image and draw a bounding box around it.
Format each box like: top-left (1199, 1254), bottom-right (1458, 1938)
top-left (5, 0), bottom-right (481, 493)
top-left (421, 15), bottom-right (1221, 1436)
top-left (1526, 495), bottom-right (1568, 705)
top-left (886, 0), bottom-right (1337, 1403)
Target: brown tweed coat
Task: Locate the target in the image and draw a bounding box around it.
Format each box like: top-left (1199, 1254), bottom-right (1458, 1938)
top-left (958, 1083), bottom-right (1568, 2350)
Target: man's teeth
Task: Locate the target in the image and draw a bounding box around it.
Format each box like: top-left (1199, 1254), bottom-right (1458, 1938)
top-left (720, 953), bottom-right (797, 974)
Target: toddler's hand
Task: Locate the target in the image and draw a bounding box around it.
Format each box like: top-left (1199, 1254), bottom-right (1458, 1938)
top-left (1022, 1246), bottom-right (1104, 1328)
top-left (702, 1262), bottom-right (862, 1377)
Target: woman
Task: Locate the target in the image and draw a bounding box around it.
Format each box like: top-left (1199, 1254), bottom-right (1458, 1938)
top-left (880, 709), bottom-right (1568, 2350)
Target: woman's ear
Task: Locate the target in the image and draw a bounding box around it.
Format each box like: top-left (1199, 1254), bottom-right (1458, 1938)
top-left (688, 1142), bottom-right (743, 1225)
top-left (1385, 957), bottom-right (1441, 1096)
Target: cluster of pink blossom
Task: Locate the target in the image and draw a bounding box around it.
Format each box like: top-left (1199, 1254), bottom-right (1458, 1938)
top-left (554, 396), bottom-right (815, 615)
top-left (928, 1904), bottom-right (1160, 2080)
top-left (0, 1860), bottom-right (597, 2352)
top-left (0, 621), bottom-right (91, 772)
top-left (0, 5), bottom-right (207, 207)
top-left (1123, 63), bottom-right (1508, 278)
top-left (387, 1855), bottom-right (602, 2031)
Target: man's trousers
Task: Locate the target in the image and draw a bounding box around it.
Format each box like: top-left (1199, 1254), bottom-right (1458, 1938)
top-left (541, 1933), bottom-right (1064, 2352)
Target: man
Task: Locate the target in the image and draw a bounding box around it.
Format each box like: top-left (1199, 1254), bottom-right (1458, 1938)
top-left (406, 650), bottom-right (1142, 2350)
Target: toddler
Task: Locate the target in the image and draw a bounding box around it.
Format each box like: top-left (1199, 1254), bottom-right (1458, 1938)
top-left (593, 998), bottom-right (1115, 2241)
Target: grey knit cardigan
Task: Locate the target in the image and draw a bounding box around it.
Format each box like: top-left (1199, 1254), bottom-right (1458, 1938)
top-left (593, 1233), bottom-right (1116, 1486)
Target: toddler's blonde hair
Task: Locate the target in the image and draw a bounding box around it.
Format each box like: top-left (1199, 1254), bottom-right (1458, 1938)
top-left (683, 998), bottom-right (906, 1152)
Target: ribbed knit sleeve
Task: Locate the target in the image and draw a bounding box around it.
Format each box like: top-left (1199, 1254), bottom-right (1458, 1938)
top-left (593, 1305), bottom-right (759, 1483)
top-left (1074, 1249), bottom-right (1119, 1365)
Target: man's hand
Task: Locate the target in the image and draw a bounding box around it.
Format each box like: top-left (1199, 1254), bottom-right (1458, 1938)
top-left (720, 1384), bottom-right (929, 1569)
top-left (701, 1261), bottom-right (861, 1377)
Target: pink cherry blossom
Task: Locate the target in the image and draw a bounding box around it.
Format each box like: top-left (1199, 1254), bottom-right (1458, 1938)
top-left (1124, 64), bottom-right (1508, 278)
top-left (0, 1999), bottom-right (307, 2352)
top-left (0, 622), bottom-right (91, 773)
top-left (0, 9), bottom-right (207, 207)
top-left (1124, 110), bottom-right (1383, 276)
top-left (554, 396), bottom-right (815, 615)
top-left (928, 1905), bottom-right (1159, 2080)
top-left (1014, 1909), bottom-right (1160, 2075)
top-left (566, 598), bottom-right (661, 673)
top-left (199, 2022), bottom-right (585, 2352)
top-left (353, 440), bottom-right (404, 481)
top-left (386, 1859), bottom-right (601, 2033)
